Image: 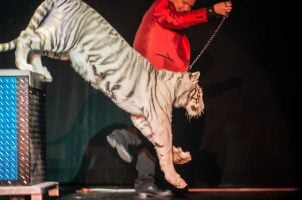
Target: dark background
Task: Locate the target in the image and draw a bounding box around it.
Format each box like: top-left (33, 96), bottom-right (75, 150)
top-left (0, 0), bottom-right (299, 188)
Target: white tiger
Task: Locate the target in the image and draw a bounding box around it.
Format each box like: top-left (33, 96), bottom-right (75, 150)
top-left (0, 0), bottom-right (204, 188)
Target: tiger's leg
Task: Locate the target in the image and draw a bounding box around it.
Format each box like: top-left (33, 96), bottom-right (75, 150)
top-left (130, 114), bottom-right (154, 143)
top-left (131, 114), bottom-right (187, 189)
top-left (29, 53), bottom-right (53, 82)
top-left (15, 31), bottom-right (35, 71)
top-left (15, 31), bottom-right (52, 81)
top-left (130, 115), bottom-right (190, 164)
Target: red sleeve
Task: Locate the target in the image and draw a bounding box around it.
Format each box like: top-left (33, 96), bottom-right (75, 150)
top-left (153, 0), bottom-right (208, 30)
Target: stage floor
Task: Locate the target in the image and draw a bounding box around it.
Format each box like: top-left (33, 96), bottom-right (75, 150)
top-left (58, 187), bottom-right (300, 200)
top-left (0, 185), bottom-right (300, 200)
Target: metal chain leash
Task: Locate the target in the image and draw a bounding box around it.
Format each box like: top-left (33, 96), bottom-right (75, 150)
top-left (187, 16), bottom-right (228, 71)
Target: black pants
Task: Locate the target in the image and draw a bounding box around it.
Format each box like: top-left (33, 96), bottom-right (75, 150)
top-left (119, 126), bottom-right (157, 189)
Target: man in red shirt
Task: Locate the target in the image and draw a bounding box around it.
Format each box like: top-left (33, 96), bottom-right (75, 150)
top-left (107, 0), bottom-right (232, 198)
top-left (134, 0), bottom-right (231, 72)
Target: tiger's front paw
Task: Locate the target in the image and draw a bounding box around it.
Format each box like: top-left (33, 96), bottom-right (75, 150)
top-left (165, 172), bottom-right (187, 189)
top-left (173, 146), bottom-right (191, 164)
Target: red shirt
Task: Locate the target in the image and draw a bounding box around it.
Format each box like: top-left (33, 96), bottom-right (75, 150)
top-left (133, 0), bottom-right (208, 72)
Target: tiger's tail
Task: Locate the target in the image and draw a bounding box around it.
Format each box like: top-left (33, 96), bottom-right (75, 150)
top-left (0, 39), bottom-right (18, 52)
top-left (0, 0), bottom-right (54, 52)
top-left (25, 0), bottom-right (54, 32)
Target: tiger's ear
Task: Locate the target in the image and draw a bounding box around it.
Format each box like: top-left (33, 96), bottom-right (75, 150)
top-left (190, 71), bottom-right (200, 82)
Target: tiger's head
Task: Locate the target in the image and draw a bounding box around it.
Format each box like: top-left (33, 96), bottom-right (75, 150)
top-left (173, 71), bottom-right (204, 119)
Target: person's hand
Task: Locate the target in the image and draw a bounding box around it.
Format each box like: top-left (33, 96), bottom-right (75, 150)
top-left (214, 1), bottom-right (232, 17)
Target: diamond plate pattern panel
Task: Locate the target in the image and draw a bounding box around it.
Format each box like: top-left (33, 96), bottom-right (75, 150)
top-left (17, 77), bottom-right (30, 185)
top-left (0, 71), bottom-right (46, 185)
top-left (0, 77), bottom-right (18, 182)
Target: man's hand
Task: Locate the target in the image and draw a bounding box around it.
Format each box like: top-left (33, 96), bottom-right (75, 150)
top-left (214, 1), bottom-right (233, 17)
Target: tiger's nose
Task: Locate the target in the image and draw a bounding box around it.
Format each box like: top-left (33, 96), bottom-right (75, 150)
top-left (191, 105), bottom-right (197, 112)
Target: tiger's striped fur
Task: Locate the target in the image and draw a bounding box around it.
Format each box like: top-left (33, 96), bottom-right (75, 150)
top-left (0, 0), bottom-right (204, 188)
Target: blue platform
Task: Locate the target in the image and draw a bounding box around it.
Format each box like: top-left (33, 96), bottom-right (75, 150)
top-left (0, 77), bottom-right (18, 181)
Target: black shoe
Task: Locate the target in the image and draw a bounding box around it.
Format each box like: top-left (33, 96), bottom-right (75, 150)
top-left (136, 184), bottom-right (173, 199)
top-left (107, 129), bottom-right (132, 163)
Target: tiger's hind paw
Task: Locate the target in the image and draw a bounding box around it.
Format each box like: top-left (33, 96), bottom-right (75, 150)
top-left (38, 66), bottom-right (53, 82)
top-left (35, 70), bottom-right (53, 82)
top-left (42, 74), bottom-right (53, 82)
